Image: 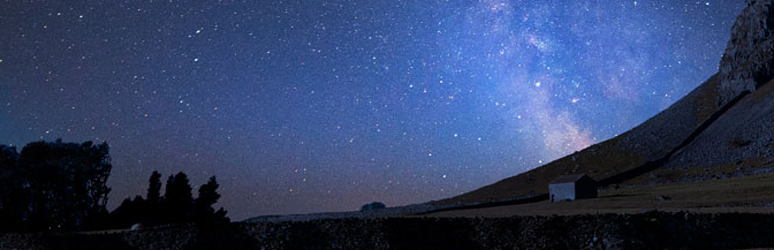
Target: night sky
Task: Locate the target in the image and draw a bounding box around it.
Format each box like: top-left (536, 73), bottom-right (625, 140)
top-left (0, 0), bottom-right (745, 220)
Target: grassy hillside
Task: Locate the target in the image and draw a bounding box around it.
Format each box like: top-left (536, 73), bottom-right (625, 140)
top-left (431, 74), bottom-right (723, 206)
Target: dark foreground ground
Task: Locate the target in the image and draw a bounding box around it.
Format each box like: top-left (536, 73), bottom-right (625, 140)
top-left (3, 211), bottom-right (774, 250)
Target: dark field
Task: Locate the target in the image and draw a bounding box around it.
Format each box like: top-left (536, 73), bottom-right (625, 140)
top-left (425, 171), bottom-right (774, 218)
top-left (5, 211), bottom-right (774, 250)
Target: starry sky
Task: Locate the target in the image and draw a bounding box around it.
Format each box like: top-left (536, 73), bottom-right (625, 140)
top-left (0, 0), bottom-right (746, 220)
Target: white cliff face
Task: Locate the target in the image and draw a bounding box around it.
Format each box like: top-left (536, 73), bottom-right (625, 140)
top-left (718, 0), bottom-right (774, 106)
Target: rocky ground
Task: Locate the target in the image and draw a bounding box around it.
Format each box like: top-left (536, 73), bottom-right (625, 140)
top-left (4, 211), bottom-right (774, 249)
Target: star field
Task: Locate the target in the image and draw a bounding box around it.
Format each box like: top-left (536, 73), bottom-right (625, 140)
top-left (0, 0), bottom-right (745, 220)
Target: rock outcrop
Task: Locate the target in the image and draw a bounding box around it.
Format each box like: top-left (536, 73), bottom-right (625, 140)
top-left (718, 0), bottom-right (774, 106)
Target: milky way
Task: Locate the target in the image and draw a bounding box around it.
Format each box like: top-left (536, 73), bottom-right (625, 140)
top-left (0, 0), bottom-right (745, 219)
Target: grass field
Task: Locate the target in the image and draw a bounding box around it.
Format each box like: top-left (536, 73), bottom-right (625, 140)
top-left (422, 171), bottom-right (774, 218)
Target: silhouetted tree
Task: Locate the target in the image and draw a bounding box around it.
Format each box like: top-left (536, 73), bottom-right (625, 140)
top-left (143, 170), bottom-right (162, 223)
top-left (163, 172), bottom-right (193, 224)
top-left (0, 145), bottom-right (17, 167)
top-left (147, 171), bottom-right (162, 203)
top-left (109, 171), bottom-right (165, 228)
top-left (196, 176), bottom-right (220, 208)
top-left (214, 208), bottom-right (228, 221)
top-left (0, 140), bottom-right (112, 231)
top-left (109, 196), bottom-right (146, 228)
top-left (0, 145), bottom-right (22, 231)
top-left (193, 176), bottom-right (229, 224)
top-left (110, 171), bottom-right (229, 228)
top-left (21, 140), bottom-right (112, 231)
top-left (1, 140), bottom-right (234, 231)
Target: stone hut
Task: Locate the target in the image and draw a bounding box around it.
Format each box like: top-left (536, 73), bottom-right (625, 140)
top-left (549, 174), bottom-right (597, 202)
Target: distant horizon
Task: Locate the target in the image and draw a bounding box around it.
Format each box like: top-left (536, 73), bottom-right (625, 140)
top-left (0, 0), bottom-right (746, 220)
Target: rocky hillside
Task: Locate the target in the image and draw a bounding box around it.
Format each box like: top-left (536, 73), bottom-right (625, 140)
top-left (718, 0), bottom-right (774, 106)
top-left (433, 0), bottom-right (774, 206)
top-left (635, 0), bottom-right (774, 184)
top-left (631, 77), bottom-right (774, 184)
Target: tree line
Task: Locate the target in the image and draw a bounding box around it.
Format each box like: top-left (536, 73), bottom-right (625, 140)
top-left (0, 139), bottom-right (228, 232)
top-left (110, 171), bottom-right (228, 228)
